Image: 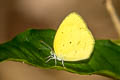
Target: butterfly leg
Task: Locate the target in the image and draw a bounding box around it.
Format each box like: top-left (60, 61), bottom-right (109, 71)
top-left (45, 57), bottom-right (52, 63)
top-left (61, 59), bottom-right (65, 67)
top-left (55, 57), bottom-right (57, 66)
top-left (46, 52), bottom-right (58, 66)
top-left (40, 40), bottom-right (58, 66)
top-left (45, 51), bottom-right (54, 59)
top-left (53, 53), bottom-right (57, 66)
top-left (45, 55), bottom-right (51, 59)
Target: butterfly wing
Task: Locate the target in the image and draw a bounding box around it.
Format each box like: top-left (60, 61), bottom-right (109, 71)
top-left (53, 12), bottom-right (95, 61)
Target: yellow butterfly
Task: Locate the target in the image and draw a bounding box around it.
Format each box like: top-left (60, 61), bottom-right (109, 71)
top-left (42, 12), bottom-right (95, 67)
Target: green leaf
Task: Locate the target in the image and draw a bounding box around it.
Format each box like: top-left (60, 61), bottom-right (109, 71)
top-left (0, 29), bottom-right (120, 79)
top-left (111, 40), bottom-right (120, 46)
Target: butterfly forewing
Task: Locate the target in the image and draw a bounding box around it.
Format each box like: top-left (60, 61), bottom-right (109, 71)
top-left (53, 12), bottom-right (95, 61)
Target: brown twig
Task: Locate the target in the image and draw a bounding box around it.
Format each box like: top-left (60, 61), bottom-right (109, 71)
top-left (105, 0), bottom-right (120, 38)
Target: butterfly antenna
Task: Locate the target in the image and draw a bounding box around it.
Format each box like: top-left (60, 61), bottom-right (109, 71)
top-left (40, 40), bottom-right (53, 51)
